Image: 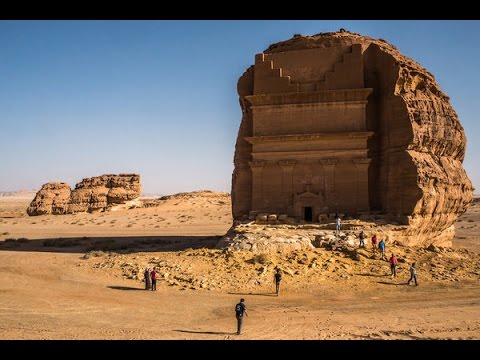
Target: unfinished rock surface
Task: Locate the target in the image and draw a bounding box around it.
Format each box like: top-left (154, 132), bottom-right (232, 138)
top-left (27, 174), bottom-right (141, 215)
top-left (227, 30), bottom-right (473, 249)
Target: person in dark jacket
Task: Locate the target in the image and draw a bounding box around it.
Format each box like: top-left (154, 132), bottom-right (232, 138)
top-left (144, 267), bottom-right (151, 290)
top-left (274, 268), bottom-right (282, 296)
top-left (235, 298), bottom-right (248, 335)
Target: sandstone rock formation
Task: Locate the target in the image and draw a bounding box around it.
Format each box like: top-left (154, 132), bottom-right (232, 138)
top-left (27, 182), bottom-right (72, 216)
top-left (228, 30), bottom-right (473, 249)
top-left (27, 174), bottom-right (141, 215)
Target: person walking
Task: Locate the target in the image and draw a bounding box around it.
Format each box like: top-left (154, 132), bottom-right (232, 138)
top-left (407, 262), bottom-right (418, 286)
top-left (378, 239), bottom-right (386, 260)
top-left (150, 267), bottom-right (157, 291)
top-left (274, 268), bottom-right (282, 296)
top-left (371, 234), bottom-right (378, 254)
top-left (144, 267), bottom-right (151, 290)
top-left (335, 213), bottom-right (341, 235)
top-left (389, 253), bottom-right (398, 279)
top-left (235, 298), bottom-right (248, 335)
top-left (359, 230), bottom-right (366, 248)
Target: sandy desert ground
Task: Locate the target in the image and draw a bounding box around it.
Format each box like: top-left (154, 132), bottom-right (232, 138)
top-left (0, 191), bottom-right (479, 340)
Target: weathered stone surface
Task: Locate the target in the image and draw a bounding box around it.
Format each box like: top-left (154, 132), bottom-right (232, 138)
top-left (27, 182), bottom-right (71, 216)
top-left (27, 174), bottom-right (141, 215)
top-left (216, 225), bottom-right (314, 253)
top-left (68, 174), bottom-right (141, 213)
top-left (228, 30), bottom-right (473, 249)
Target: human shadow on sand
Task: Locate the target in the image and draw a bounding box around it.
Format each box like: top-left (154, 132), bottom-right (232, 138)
top-left (0, 235), bottom-right (222, 255)
top-left (354, 273), bottom-right (387, 278)
top-left (227, 292), bottom-right (278, 297)
top-left (377, 281), bottom-right (406, 286)
top-left (107, 286), bottom-right (145, 291)
top-left (173, 330), bottom-right (236, 336)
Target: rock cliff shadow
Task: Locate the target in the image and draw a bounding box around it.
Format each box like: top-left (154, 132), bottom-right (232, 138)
top-left (173, 329), bottom-right (236, 336)
top-left (0, 235), bottom-right (222, 255)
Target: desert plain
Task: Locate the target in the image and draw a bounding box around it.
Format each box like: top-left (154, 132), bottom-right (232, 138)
top-left (0, 191), bottom-right (479, 340)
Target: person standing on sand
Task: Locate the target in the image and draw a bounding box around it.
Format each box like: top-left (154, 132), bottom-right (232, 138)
top-left (371, 234), bottom-right (378, 254)
top-left (144, 267), bottom-right (151, 290)
top-left (378, 239), bottom-right (386, 260)
top-left (389, 253), bottom-right (398, 279)
top-left (407, 262), bottom-right (418, 286)
top-left (359, 230), bottom-right (366, 248)
top-left (150, 267), bottom-right (157, 291)
top-left (235, 298), bottom-right (248, 335)
top-left (335, 213), bottom-right (341, 235)
top-left (274, 268), bottom-right (282, 296)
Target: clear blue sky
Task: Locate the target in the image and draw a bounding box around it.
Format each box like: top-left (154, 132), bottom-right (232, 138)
top-left (0, 20), bottom-right (478, 195)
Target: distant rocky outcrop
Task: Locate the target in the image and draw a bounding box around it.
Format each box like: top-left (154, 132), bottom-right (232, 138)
top-left (27, 174), bottom-right (141, 216)
top-left (27, 183), bottom-right (72, 216)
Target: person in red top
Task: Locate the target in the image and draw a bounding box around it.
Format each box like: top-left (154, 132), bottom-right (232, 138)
top-left (371, 234), bottom-right (378, 254)
top-left (389, 253), bottom-right (398, 279)
top-left (150, 267), bottom-right (157, 291)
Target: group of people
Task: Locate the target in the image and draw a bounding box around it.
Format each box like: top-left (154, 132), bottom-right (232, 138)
top-left (387, 254), bottom-right (417, 285)
top-left (142, 226), bottom-right (419, 336)
top-left (359, 231), bottom-right (418, 286)
top-left (143, 267), bottom-right (158, 291)
top-left (365, 232), bottom-right (386, 259)
top-left (234, 257), bottom-right (417, 336)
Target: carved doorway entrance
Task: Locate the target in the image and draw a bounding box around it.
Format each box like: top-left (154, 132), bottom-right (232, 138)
top-left (304, 207), bottom-right (313, 222)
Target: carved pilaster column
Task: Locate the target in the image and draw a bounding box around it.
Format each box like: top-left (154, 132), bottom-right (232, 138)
top-left (319, 159), bottom-right (338, 205)
top-left (353, 158), bottom-right (371, 212)
top-left (249, 161), bottom-right (265, 211)
top-left (278, 160), bottom-right (296, 206)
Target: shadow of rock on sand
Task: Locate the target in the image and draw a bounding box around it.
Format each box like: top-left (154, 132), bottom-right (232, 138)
top-left (173, 330), bottom-right (236, 335)
top-left (0, 235), bottom-right (222, 254)
top-left (107, 286), bottom-right (145, 291)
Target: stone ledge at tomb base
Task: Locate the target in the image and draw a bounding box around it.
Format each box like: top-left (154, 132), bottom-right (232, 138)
top-left (216, 216), bottom-right (454, 253)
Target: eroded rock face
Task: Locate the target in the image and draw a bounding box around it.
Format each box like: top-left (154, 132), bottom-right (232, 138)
top-left (27, 182), bottom-right (72, 216)
top-left (229, 30), bottom-right (473, 248)
top-left (27, 174), bottom-right (141, 215)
